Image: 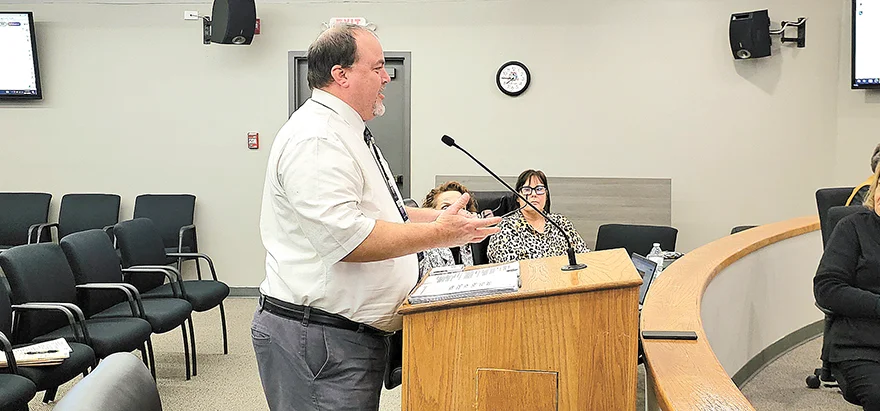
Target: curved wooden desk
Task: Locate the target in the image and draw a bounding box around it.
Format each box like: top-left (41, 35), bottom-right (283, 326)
top-left (640, 216), bottom-right (822, 410)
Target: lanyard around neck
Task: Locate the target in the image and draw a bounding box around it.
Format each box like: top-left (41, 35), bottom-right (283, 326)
top-left (310, 98), bottom-right (408, 223)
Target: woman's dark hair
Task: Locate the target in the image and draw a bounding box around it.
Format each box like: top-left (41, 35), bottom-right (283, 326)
top-left (422, 181), bottom-right (478, 212)
top-left (514, 169), bottom-right (551, 212)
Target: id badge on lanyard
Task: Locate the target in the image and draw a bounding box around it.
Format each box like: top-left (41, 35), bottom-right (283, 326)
top-left (368, 140), bottom-right (409, 223)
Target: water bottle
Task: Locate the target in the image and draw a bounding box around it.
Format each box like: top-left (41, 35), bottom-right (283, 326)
top-left (647, 243), bottom-right (665, 276)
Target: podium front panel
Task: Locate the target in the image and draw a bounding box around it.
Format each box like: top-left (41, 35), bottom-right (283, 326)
top-left (402, 286), bottom-right (638, 410)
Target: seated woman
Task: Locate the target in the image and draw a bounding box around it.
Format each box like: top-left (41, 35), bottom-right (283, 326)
top-left (846, 142), bottom-right (880, 206)
top-left (814, 166), bottom-right (880, 410)
top-left (418, 181), bottom-right (478, 278)
top-left (486, 169), bottom-right (588, 264)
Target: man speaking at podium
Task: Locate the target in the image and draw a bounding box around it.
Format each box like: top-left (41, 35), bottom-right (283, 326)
top-left (253, 24), bottom-right (501, 411)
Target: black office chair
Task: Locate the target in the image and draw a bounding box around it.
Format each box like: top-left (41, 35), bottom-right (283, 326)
top-left (0, 330), bottom-right (37, 411)
top-left (0, 192), bottom-right (52, 250)
top-left (472, 191), bottom-right (519, 217)
top-left (470, 191), bottom-right (519, 265)
top-left (0, 244), bottom-right (153, 391)
top-left (133, 194), bottom-right (200, 274)
top-left (0, 375), bottom-right (35, 410)
top-left (0, 257), bottom-right (96, 404)
top-left (114, 218), bottom-right (230, 363)
top-left (594, 224), bottom-right (678, 257)
top-left (730, 225), bottom-right (757, 235)
top-left (34, 194), bottom-right (121, 243)
top-left (61, 230), bottom-right (195, 380)
top-left (53, 352), bottom-right (162, 411)
top-left (815, 188), bottom-right (856, 247)
top-left (807, 205), bottom-right (865, 395)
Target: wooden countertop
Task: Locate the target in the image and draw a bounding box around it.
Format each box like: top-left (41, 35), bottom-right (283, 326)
top-left (640, 215), bottom-right (820, 410)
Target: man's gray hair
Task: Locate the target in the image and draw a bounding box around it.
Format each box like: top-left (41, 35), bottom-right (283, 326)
top-left (307, 24), bottom-right (370, 90)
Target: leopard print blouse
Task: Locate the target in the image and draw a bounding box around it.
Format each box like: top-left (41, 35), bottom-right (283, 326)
top-left (486, 210), bottom-right (589, 264)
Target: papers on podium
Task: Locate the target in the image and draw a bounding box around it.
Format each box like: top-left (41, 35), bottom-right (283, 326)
top-left (0, 338), bottom-right (72, 368)
top-left (408, 262), bottom-right (521, 304)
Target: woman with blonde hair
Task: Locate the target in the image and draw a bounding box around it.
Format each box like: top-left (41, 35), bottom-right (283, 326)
top-left (814, 165), bottom-right (880, 410)
top-left (418, 181), bottom-right (479, 277)
top-left (846, 142), bottom-right (880, 206)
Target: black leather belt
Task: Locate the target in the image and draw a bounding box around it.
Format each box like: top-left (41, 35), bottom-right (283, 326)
top-left (259, 294), bottom-right (392, 338)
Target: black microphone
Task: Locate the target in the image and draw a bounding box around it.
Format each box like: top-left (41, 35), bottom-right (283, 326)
top-left (441, 135), bottom-right (587, 271)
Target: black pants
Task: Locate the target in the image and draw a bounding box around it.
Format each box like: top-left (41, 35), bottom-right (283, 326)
top-left (832, 359), bottom-right (880, 411)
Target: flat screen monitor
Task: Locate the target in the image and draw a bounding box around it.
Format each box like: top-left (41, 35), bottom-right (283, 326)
top-left (854, 1), bottom-right (880, 89)
top-left (0, 12), bottom-right (41, 99)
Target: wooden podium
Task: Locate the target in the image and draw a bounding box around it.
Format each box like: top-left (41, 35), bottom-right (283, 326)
top-left (397, 249), bottom-right (641, 411)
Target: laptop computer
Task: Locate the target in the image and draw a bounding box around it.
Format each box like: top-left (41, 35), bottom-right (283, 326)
top-left (631, 253), bottom-right (659, 310)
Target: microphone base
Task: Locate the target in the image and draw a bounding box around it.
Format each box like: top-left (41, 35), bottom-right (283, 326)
top-left (561, 263), bottom-right (588, 271)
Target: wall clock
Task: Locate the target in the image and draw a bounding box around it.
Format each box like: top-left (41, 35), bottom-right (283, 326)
top-left (496, 61), bottom-right (530, 97)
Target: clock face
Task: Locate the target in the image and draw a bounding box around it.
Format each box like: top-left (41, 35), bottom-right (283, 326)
top-left (496, 61), bottom-right (530, 97)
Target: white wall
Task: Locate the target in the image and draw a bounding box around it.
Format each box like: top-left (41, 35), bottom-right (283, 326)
top-left (0, 0), bottom-right (845, 287)
top-left (701, 231), bottom-right (823, 377)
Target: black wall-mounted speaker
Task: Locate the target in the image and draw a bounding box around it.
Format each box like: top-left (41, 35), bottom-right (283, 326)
top-left (729, 10), bottom-right (771, 60)
top-left (210, 0), bottom-right (256, 45)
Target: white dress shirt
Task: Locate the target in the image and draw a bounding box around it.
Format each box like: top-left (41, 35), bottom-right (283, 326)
top-left (258, 89), bottom-right (418, 332)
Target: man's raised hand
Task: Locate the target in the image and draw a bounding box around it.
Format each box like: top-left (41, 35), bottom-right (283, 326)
top-left (433, 193), bottom-right (502, 246)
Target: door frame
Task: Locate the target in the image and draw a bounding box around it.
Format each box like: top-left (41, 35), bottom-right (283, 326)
top-left (288, 51), bottom-right (412, 197)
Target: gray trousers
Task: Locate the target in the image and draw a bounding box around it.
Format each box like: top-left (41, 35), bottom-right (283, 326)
top-left (251, 306), bottom-right (389, 411)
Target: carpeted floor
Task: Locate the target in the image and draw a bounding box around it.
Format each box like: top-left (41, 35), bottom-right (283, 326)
top-left (25, 298), bottom-right (860, 410)
top-left (740, 337), bottom-right (861, 411)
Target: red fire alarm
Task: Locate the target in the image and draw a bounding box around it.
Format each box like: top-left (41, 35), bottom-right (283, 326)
top-left (255, 18), bottom-right (261, 35)
top-left (248, 132), bottom-right (259, 149)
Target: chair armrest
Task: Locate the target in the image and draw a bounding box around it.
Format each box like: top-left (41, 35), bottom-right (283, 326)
top-left (167, 252), bottom-right (220, 281)
top-left (27, 223), bottom-right (55, 244)
top-left (11, 303), bottom-right (89, 345)
top-left (815, 302), bottom-right (835, 317)
top-left (122, 266), bottom-right (186, 298)
top-left (178, 224), bottom-right (196, 253)
top-left (35, 223), bottom-right (59, 244)
top-left (76, 283), bottom-right (144, 319)
top-left (0, 331), bottom-right (21, 374)
top-left (27, 223), bottom-right (39, 244)
top-left (42, 302), bottom-right (91, 345)
top-left (102, 225), bottom-right (116, 246)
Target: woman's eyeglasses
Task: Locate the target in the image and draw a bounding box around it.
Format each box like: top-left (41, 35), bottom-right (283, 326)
top-left (519, 185), bottom-right (547, 196)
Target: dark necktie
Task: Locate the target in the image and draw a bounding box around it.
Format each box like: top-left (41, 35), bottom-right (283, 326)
top-left (364, 127), bottom-right (409, 223)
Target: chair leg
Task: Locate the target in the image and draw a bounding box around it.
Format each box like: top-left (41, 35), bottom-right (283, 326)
top-left (188, 316), bottom-right (197, 377)
top-left (219, 301), bottom-right (228, 355)
top-left (146, 338), bottom-right (157, 381)
top-left (42, 386), bottom-right (58, 403)
top-left (181, 321), bottom-right (191, 381)
top-left (139, 344), bottom-right (149, 368)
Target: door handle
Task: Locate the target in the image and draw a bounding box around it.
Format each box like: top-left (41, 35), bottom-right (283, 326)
top-left (394, 175), bottom-right (404, 186)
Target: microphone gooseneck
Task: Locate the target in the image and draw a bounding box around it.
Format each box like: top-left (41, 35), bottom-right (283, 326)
top-left (441, 135), bottom-right (587, 271)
